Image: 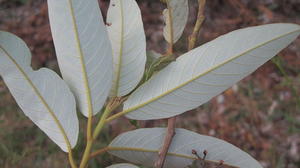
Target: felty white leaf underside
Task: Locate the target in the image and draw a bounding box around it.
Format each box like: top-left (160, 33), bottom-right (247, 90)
top-left (106, 163), bottom-right (139, 168)
top-left (124, 23), bottom-right (300, 120)
top-left (0, 31), bottom-right (78, 152)
top-left (107, 0), bottom-right (147, 96)
top-left (163, 0), bottom-right (189, 43)
top-left (48, 0), bottom-right (113, 117)
top-left (108, 128), bottom-right (262, 168)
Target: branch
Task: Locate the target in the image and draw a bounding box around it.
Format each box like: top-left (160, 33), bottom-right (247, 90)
top-left (154, 117), bottom-right (176, 168)
top-left (166, 0), bottom-right (174, 54)
top-left (104, 0), bottom-right (207, 127)
top-left (89, 147), bottom-right (109, 158)
top-left (68, 150), bottom-right (78, 168)
top-left (154, 1), bottom-right (177, 167)
top-left (155, 1), bottom-right (207, 167)
top-left (93, 97), bottom-right (126, 140)
top-left (188, 0), bottom-right (206, 50)
top-left (105, 109), bottom-right (128, 123)
top-left (79, 97), bottom-right (125, 168)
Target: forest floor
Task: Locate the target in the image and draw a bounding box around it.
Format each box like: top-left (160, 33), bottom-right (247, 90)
top-left (0, 0), bottom-right (299, 168)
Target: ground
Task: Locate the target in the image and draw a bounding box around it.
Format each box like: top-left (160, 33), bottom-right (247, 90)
top-left (0, 0), bottom-right (299, 168)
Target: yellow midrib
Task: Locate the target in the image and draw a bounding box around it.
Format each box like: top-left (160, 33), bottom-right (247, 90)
top-left (108, 146), bottom-right (239, 167)
top-left (122, 28), bottom-right (300, 115)
top-left (113, 0), bottom-right (124, 96)
top-left (67, 0), bottom-right (93, 117)
top-left (0, 45), bottom-right (72, 152)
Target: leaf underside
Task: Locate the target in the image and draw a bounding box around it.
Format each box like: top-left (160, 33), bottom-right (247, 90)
top-left (163, 0), bottom-right (189, 43)
top-left (106, 163), bottom-right (139, 168)
top-left (124, 23), bottom-right (300, 120)
top-left (108, 128), bottom-right (263, 168)
top-left (0, 31), bottom-right (78, 152)
top-left (48, 0), bottom-right (113, 117)
top-left (107, 0), bottom-right (147, 97)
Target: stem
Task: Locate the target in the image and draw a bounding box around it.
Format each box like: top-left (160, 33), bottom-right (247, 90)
top-left (94, 97), bottom-right (126, 139)
top-left (83, 88), bottom-right (94, 167)
top-left (155, 1), bottom-right (207, 167)
top-left (79, 140), bottom-right (93, 168)
top-left (79, 97), bottom-right (125, 168)
top-left (90, 147), bottom-right (109, 158)
top-left (80, 113), bottom-right (93, 168)
top-left (93, 107), bottom-right (112, 141)
top-left (68, 150), bottom-right (78, 168)
top-left (154, 1), bottom-right (177, 167)
top-left (79, 104), bottom-right (110, 168)
top-left (166, 0), bottom-right (174, 54)
top-left (105, 110), bottom-right (128, 123)
top-left (188, 0), bottom-right (206, 50)
top-left (87, 112), bottom-right (93, 141)
top-left (154, 117), bottom-right (176, 168)
top-left (104, 1), bottom-right (208, 127)
top-left (79, 108), bottom-right (111, 168)
top-left (80, 107), bottom-right (97, 168)
top-left (80, 101), bottom-right (93, 168)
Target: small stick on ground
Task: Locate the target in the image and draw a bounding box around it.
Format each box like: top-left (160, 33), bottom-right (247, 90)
top-left (154, 117), bottom-right (176, 168)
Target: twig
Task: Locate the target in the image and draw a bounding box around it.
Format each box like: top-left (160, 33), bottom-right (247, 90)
top-left (89, 147), bottom-right (109, 158)
top-left (68, 150), bottom-right (78, 168)
top-left (154, 117), bottom-right (176, 168)
top-left (93, 97), bottom-right (125, 140)
top-left (166, 0), bottom-right (174, 54)
top-left (154, 1), bottom-right (176, 167)
top-left (155, 1), bottom-right (207, 167)
top-left (188, 0), bottom-right (206, 50)
top-left (79, 97), bottom-right (125, 168)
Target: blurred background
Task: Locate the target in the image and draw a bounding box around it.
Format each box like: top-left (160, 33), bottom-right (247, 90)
top-left (0, 0), bottom-right (299, 167)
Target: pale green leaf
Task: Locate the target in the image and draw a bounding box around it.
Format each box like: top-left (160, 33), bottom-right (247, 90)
top-left (124, 23), bottom-right (300, 120)
top-left (107, 0), bottom-right (147, 96)
top-left (106, 163), bottom-right (139, 168)
top-left (163, 0), bottom-right (189, 43)
top-left (0, 31), bottom-right (78, 152)
top-left (48, 0), bottom-right (113, 117)
top-left (142, 51), bottom-right (175, 83)
top-left (146, 50), bottom-right (162, 70)
top-left (108, 128), bottom-right (262, 168)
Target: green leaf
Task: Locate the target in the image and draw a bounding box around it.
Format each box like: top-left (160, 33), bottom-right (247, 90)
top-left (107, 0), bottom-right (147, 97)
top-left (142, 51), bottom-right (175, 83)
top-left (108, 128), bottom-right (262, 168)
top-left (145, 50), bottom-right (162, 70)
top-left (129, 119), bottom-right (139, 128)
top-left (48, 0), bottom-right (113, 117)
top-left (0, 31), bottom-right (78, 152)
top-left (123, 23), bottom-right (300, 120)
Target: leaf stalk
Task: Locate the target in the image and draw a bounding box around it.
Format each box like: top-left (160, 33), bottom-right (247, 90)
top-left (188, 0), bottom-right (206, 50)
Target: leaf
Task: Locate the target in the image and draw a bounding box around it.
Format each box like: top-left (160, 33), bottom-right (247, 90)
top-left (123, 23), bottom-right (300, 120)
top-left (107, 0), bottom-right (147, 96)
top-left (106, 163), bottom-right (139, 168)
top-left (0, 31), bottom-right (78, 152)
top-left (163, 0), bottom-right (189, 43)
top-left (108, 128), bottom-right (262, 168)
top-left (142, 51), bottom-right (175, 83)
top-left (146, 50), bottom-right (162, 70)
top-left (48, 0), bottom-right (113, 117)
